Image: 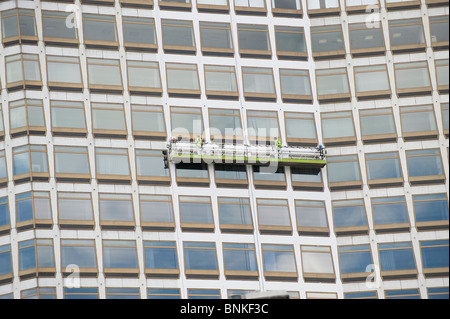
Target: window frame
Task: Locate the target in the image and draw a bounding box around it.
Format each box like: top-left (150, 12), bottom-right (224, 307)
top-left (170, 106), bottom-right (204, 141)
top-left (442, 103), bottom-right (449, 137)
top-left (54, 145), bottom-right (91, 183)
top-left (46, 55), bottom-right (83, 91)
top-left (310, 25), bottom-right (346, 60)
top-left (315, 68), bottom-right (351, 103)
top-left (279, 69), bottom-right (313, 103)
top-left (371, 196), bottom-right (411, 233)
top-left (102, 240), bottom-right (140, 278)
top-left (385, 0), bottom-right (421, 11)
top-left (82, 13), bottom-right (119, 50)
top-left (15, 191), bottom-right (53, 231)
top-left (295, 200), bottom-right (329, 236)
top-left (18, 239), bottom-right (56, 280)
top-left (159, 0), bottom-right (192, 11)
top-left (237, 24), bottom-right (272, 59)
top-left (127, 60), bottom-right (162, 96)
top-left (179, 196), bottom-right (215, 232)
top-left (5, 53), bottom-right (42, 92)
top-left (204, 65), bottom-right (239, 100)
top-left (183, 241), bottom-right (220, 279)
top-left (175, 162), bottom-right (210, 187)
top-left (222, 243), bottom-right (259, 280)
top-left (135, 149), bottom-right (171, 186)
top-left (388, 18), bottom-right (427, 54)
top-left (140, 194), bottom-right (175, 231)
top-left (91, 102), bottom-right (128, 139)
top-left (131, 104), bottom-right (167, 141)
top-left (272, 0), bottom-right (303, 17)
top-left (81, 0), bottom-right (115, 5)
top-left (365, 151), bottom-right (404, 188)
top-left (242, 67), bottom-right (277, 102)
top-left (394, 61), bottom-right (432, 97)
top-left (12, 145), bottom-right (50, 184)
top-left (95, 147), bottom-right (132, 184)
top-left (261, 244), bottom-right (298, 281)
top-left (306, 0), bottom-right (341, 17)
top-left (300, 245), bottom-right (336, 283)
top-left (0, 196), bottom-right (10, 235)
top-left (331, 199), bottom-right (369, 236)
top-left (1, 9), bottom-right (38, 47)
top-left (246, 110), bottom-right (281, 145)
top-left (9, 99), bottom-right (46, 138)
top-left (166, 63), bottom-right (201, 98)
top-left (86, 58), bottom-right (123, 94)
top-left (345, 0), bottom-right (380, 14)
top-left (199, 22), bottom-right (234, 57)
top-left (98, 193), bottom-right (136, 230)
top-left (50, 100), bottom-right (87, 137)
top-left (338, 244), bottom-right (374, 282)
top-left (405, 148), bottom-right (445, 185)
top-left (122, 16), bottom-right (157, 52)
top-left (214, 164), bottom-right (249, 188)
top-left (119, 0), bottom-right (154, 8)
top-left (419, 240), bottom-right (449, 278)
top-left (353, 64), bottom-right (391, 100)
top-left (378, 241), bottom-right (418, 280)
top-left (252, 166), bottom-right (287, 190)
top-left (284, 112), bottom-right (318, 147)
top-left (412, 193), bottom-right (449, 231)
top-left (0, 244), bottom-right (13, 284)
top-left (161, 19), bottom-right (196, 55)
top-left (57, 192), bottom-right (95, 229)
top-left (275, 26), bottom-right (307, 61)
top-left (60, 239), bottom-right (98, 277)
top-left (435, 59), bottom-right (449, 94)
top-left (429, 15), bottom-right (449, 51)
top-left (197, 0), bottom-right (230, 13)
top-left (217, 197), bottom-right (254, 234)
top-left (321, 111), bottom-right (357, 146)
top-left (143, 241), bottom-right (180, 279)
top-left (234, 0), bottom-right (268, 16)
top-left (256, 198), bottom-right (293, 235)
top-left (399, 104), bottom-right (439, 141)
top-left (42, 10), bottom-right (79, 47)
top-left (359, 107), bottom-right (398, 144)
top-left (348, 22), bottom-right (386, 57)
top-left (425, 0), bottom-right (449, 7)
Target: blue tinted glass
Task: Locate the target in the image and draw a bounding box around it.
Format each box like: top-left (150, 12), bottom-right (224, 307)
top-left (184, 248), bottom-right (218, 271)
top-left (219, 203), bottom-right (252, 225)
top-left (19, 245), bottom-right (36, 271)
top-left (16, 198), bottom-right (33, 223)
top-left (407, 154), bottom-right (443, 177)
top-left (262, 250), bottom-right (296, 273)
top-left (0, 203), bottom-right (9, 227)
top-left (339, 250), bottom-right (373, 274)
top-left (333, 205), bottom-right (367, 227)
top-left (367, 157), bottom-right (402, 180)
top-left (414, 199), bottom-right (449, 222)
top-left (0, 249), bottom-right (12, 276)
top-left (13, 152), bottom-right (31, 175)
top-left (421, 245), bottom-right (449, 269)
top-left (37, 245), bottom-right (54, 268)
top-left (61, 245), bottom-right (97, 268)
top-left (345, 291), bottom-right (377, 299)
top-left (224, 249), bottom-right (257, 272)
top-left (103, 246), bottom-right (138, 269)
top-left (380, 248), bottom-right (416, 271)
top-left (327, 161), bottom-right (361, 183)
top-left (144, 246), bottom-right (178, 270)
top-left (373, 202), bottom-right (409, 225)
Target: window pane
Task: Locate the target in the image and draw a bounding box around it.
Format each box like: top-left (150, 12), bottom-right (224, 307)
top-left (223, 243), bottom-right (257, 272)
top-left (47, 56), bottom-right (82, 85)
top-left (379, 243), bottom-right (416, 272)
top-left (61, 240), bottom-right (97, 269)
top-left (421, 240), bottom-right (449, 269)
top-left (372, 197), bottom-right (409, 225)
top-left (280, 70), bottom-right (311, 96)
top-left (366, 152), bottom-right (402, 180)
top-left (58, 193), bottom-right (93, 221)
top-left (103, 241), bottom-right (138, 269)
top-left (144, 241), bottom-right (178, 270)
top-left (200, 22), bottom-right (232, 49)
top-left (322, 112), bottom-right (355, 139)
top-left (316, 69), bottom-right (349, 95)
top-left (55, 146), bottom-right (89, 175)
top-left (301, 247), bottom-right (334, 274)
top-left (395, 62), bottom-right (431, 89)
top-left (257, 199), bottom-right (291, 227)
top-left (333, 200), bottom-right (367, 227)
top-left (389, 19), bottom-right (425, 47)
top-left (338, 245), bottom-right (373, 274)
top-left (218, 198), bottom-right (252, 225)
top-left (140, 195), bottom-right (174, 223)
top-left (51, 101), bottom-right (86, 130)
top-left (184, 242), bottom-right (218, 271)
top-left (179, 197), bottom-right (213, 224)
top-left (123, 17), bottom-right (156, 45)
top-left (100, 194), bottom-right (134, 222)
top-left (162, 20), bottom-right (194, 47)
top-left (96, 149), bottom-right (130, 176)
top-left (83, 14), bottom-right (117, 42)
top-left (413, 194), bottom-right (449, 223)
top-left (296, 200), bottom-right (328, 228)
top-left (354, 65), bottom-right (390, 92)
top-left (401, 105), bottom-right (437, 133)
top-left (311, 25), bottom-right (344, 53)
top-left (43, 11), bottom-right (77, 40)
top-left (327, 155), bottom-right (361, 183)
top-left (262, 245), bottom-right (296, 273)
top-left (406, 149), bottom-right (443, 177)
top-left (360, 108), bottom-right (396, 137)
top-left (349, 23), bottom-right (384, 50)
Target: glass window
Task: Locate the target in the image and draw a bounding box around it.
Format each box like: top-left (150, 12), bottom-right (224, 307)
top-left (295, 200), bottom-right (329, 236)
top-left (345, 0), bottom-right (379, 12)
top-left (106, 288), bottom-right (140, 300)
top-left (366, 152), bottom-right (403, 187)
top-left (0, 151), bottom-right (6, 189)
top-left (197, 0), bottom-right (230, 13)
top-left (247, 110), bottom-right (280, 143)
top-left (131, 105), bottom-right (166, 140)
top-left (140, 195), bottom-right (175, 231)
top-left (242, 67), bottom-right (276, 102)
top-left (385, 0), bottom-right (421, 10)
top-left (183, 242), bottom-right (219, 279)
top-left (389, 18), bottom-right (426, 53)
top-left (5, 54), bottom-right (42, 91)
top-left (46, 55), bottom-right (82, 91)
top-left (21, 287), bottom-right (56, 299)
top-left (199, 22), bottom-right (233, 56)
top-left (442, 103), bottom-right (449, 135)
top-left (83, 14), bottom-right (118, 49)
top-left (385, 289), bottom-right (420, 299)
top-left (413, 194), bottom-right (448, 230)
top-left (99, 193), bottom-right (135, 230)
top-left (148, 288), bottom-right (181, 299)
top-left (176, 162), bottom-right (210, 186)
top-left (301, 245), bottom-right (335, 282)
top-left (64, 288), bottom-right (99, 300)
top-left (61, 239), bottom-right (97, 275)
top-left (122, 17), bottom-right (157, 52)
top-left (102, 240), bottom-right (139, 276)
top-left (0, 106), bottom-right (4, 139)
top-left (144, 241), bottom-right (179, 278)
top-left (171, 106), bottom-right (204, 140)
top-left (58, 192), bottom-right (94, 228)
top-left (0, 244), bottom-right (12, 282)
top-left (0, 197), bottom-right (9, 234)
top-left (275, 26), bottom-right (306, 60)
top-left (234, 0), bottom-right (267, 15)
top-left (95, 148), bottom-right (131, 183)
top-left (272, 0), bottom-right (302, 17)
top-left (327, 155), bottom-right (363, 191)
top-left (354, 65), bottom-right (391, 100)
top-left (429, 16), bottom-right (449, 51)
top-left (338, 245), bottom-right (373, 282)
top-left (188, 289), bottom-right (221, 299)
top-left (54, 146), bottom-right (90, 182)
top-left (13, 145), bottom-right (49, 183)
top-left (428, 287), bottom-right (449, 299)
top-left (344, 291), bottom-right (378, 299)
top-left (253, 166), bottom-right (286, 190)
top-left (135, 150), bottom-right (170, 185)
top-left (378, 242), bottom-right (417, 279)
top-left (166, 63), bottom-right (200, 98)
top-left (9, 99), bottom-right (45, 138)
top-left (159, 0), bottom-right (192, 11)
top-left (87, 58), bottom-right (123, 93)
top-left (316, 68), bottom-right (351, 103)
top-left (306, 292), bottom-right (338, 299)
top-left (218, 197), bottom-right (253, 233)
top-left (420, 240), bottom-right (449, 277)
top-left (238, 24), bottom-right (271, 58)
top-left (292, 167), bottom-right (323, 193)
top-left (256, 198), bottom-right (292, 234)
top-left (332, 199), bottom-right (368, 236)
top-left (400, 105), bottom-right (438, 140)
top-left (18, 239), bottom-right (55, 278)
top-left (394, 61), bottom-right (432, 97)
top-left (371, 196), bottom-right (410, 233)
top-left (127, 61), bottom-right (162, 96)
top-left (359, 108), bottom-right (397, 144)
top-left (204, 65), bottom-right (238, 100)
top-left (435, 59), bottom-right (449, 93)
top-left (91, 103), bottom-right (127, 138)
top-left (161, 19), bottom-right (195, 54)
top-left (321, 111), bottom-right (356, 146)
top-left (15, 192), bottom-right (52, 231)
top-left (179, 196), bottom-right (214, 232)
top-left (1, 9), bottom-right (37, 46)
top-left (209, 108), bottom-right (243, 142)
top-left (214, 164), bottom-right (248, 187)
top-left (406, 149), bottom-right (444, 185)
top-left (284, 112), bottom-right (317, 146)
top-left (280, 70), bottom-right (312, 103)
top-left (42, 10), bottom-right (78, 46)
top-left (307, 0), bottom-right (340, 15)
top-left (262, 244), bottom-right (298, 281)
top-left (50, 100), bottom-right (87, 137)
top-left (349, 22), bottom-right (385, 57)
top-left (311, 25), bottom-right (345, 60)
top-left (223, 243), bottom-right (258, 280)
